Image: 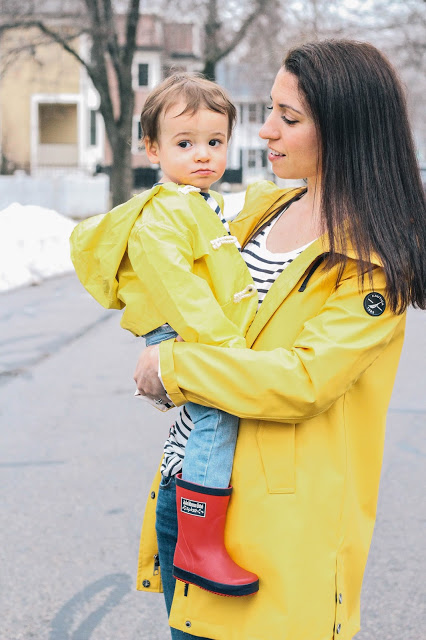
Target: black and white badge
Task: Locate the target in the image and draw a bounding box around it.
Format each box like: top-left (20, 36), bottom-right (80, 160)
top-left (363, 292), bottom-right (386, 316)
top-left (181, 497), bottom-right (206, 517)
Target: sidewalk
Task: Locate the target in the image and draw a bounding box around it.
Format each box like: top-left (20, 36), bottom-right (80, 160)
top-left (0, 273), bottom-right (425, 639)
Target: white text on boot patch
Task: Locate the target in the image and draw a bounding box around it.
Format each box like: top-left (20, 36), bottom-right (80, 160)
top-left (181, 498), bottom-right (206, 517)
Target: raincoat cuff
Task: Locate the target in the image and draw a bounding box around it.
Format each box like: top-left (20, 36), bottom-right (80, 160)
top-left (159, 339), bottom-right (187, 407)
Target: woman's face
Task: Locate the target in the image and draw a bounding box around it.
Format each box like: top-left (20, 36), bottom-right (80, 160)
top-left (259, 69), bottom-right (320, 183)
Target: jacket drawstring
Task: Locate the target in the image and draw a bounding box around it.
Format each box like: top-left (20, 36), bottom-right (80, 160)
top-left (211, 236), bottom-right (241, 250)
top-left (178, 185), bottom-right (201, 195)
top-left (298, 253), bottom-right (329, 292)
top-left (234, 284), bottom-right (257, 303)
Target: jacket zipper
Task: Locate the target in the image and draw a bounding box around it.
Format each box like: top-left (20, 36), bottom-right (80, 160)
top-left (153, 554), bottom-right (160, 575)
top-left (298, 253), bottom-right (329, 292)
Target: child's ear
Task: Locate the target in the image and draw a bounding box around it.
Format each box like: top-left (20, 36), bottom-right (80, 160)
top-left (144, 137), bottom-right (160, 164)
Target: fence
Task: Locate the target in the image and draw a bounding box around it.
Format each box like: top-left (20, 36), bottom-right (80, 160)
top-left (0, 172), bottom-right (110, 219)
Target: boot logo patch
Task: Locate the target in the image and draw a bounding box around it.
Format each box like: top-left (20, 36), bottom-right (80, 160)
top-left (181, 498), bottom-right (206, 517)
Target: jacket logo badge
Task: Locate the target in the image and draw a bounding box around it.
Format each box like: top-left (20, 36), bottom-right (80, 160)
top-left (181, 498), bottom-right (206, 517)
top-left (363, 292), bottom-right (386, 316)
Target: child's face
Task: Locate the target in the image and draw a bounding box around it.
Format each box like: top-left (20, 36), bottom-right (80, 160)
top-left (145, 102), bottom-right (229, 191)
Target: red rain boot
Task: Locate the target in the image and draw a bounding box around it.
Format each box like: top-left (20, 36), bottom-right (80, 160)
top-left (173, 474), bottom-right (259, 597)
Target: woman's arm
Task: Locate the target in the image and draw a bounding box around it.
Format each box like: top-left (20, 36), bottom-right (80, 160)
top-left (135, 272), bottom-right (405, 423)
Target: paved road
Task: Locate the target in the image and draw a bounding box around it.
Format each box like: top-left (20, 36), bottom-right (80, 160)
top-left (1, 274), bottom-right (425, 640)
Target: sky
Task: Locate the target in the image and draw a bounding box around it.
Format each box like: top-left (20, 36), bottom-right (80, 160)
top-left (0, 192), bottom-right (246, 293)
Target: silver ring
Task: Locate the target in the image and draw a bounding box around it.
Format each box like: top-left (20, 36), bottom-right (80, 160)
top-left (154, 398), bottom-right (163, 405)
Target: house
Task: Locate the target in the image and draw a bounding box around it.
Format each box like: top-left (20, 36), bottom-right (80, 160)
top-left (0, 11), bottom-right (286, 192)
top-left (216, 61), bottom-right (273, 186)
top-left (0, 25), bottom-right (102, 176)
top-left (0, 13), bottom-right (201, 183)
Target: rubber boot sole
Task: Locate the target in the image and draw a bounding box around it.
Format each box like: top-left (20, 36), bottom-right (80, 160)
top-left (173, 565), bottom-right (259, 597)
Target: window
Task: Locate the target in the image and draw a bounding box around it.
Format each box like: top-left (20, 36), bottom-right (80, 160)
top-left (138, 63), bottom-right (149, 87)
top-left (239, 103), bottom-right (263, 124)
top-left (248, 149), bottom-right (257, 168)
top-left (248, 104), bottom-right (258, 123)
top-left (89, 110), bottom-right (97, 146)
top-left (132, 117), bottom-right (144, 154)
top-left (246, 149), bottom-right (265, 170)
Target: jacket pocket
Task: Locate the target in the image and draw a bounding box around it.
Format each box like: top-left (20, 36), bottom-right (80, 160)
top-left (256, 421), bottom-right (296, 494)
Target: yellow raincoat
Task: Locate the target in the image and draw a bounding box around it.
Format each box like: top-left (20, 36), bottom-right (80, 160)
top-left (69, 182), bottom-right (257, 346)
top-left (136, 181), bottom-right (406, 640)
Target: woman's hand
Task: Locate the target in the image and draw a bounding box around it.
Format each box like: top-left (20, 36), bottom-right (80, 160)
top-left (133, 336), bottom-right (183, 404)
top-left (133, 345), bottom-right (169, 404)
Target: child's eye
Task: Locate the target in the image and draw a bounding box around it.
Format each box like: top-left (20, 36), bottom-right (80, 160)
top-left (178, 141), bottom-right (191, 149)
top-left (209, 139), bottom-right (222, 147)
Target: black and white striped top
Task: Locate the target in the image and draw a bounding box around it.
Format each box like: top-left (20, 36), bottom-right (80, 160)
top-left (160, 202), bottom-right (313, 477)
top-left (241, 209), bottom-right (311, 308)
top-left (200, 191), bottom-right (236, 241)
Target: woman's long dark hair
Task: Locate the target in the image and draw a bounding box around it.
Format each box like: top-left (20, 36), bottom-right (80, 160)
top-left (284, 40), bottom-right (426, 313)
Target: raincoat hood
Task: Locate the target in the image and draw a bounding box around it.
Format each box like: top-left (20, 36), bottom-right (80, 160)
top-left (70, 182), bottom-right (258, 345)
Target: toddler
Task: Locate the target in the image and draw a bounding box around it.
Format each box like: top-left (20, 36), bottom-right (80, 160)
top-left (70, 73), bottom-right (259, 597)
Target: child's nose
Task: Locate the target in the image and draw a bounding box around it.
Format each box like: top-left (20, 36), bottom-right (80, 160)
top-left (194, 145), bottom-right (210, 161)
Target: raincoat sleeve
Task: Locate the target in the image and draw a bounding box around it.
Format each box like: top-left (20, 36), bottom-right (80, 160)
top-left (158, 266), bottom-right (405, 421)
top-left (128, 219), bottom-right (246, 349)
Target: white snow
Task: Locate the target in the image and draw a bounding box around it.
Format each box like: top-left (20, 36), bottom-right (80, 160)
top-left (0, 203), bottom-right (77, 292)
top-left (0, 192), bottom-right (247, 293)
top-left (222, 190), bottom-right (246, 220)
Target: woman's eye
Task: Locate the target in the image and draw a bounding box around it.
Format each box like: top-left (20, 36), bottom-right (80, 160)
top-left (266, 105), bottom-right (273, 110)
top-left (209, 139), bottom-right (221, 147)
top-left (282, 115), bottom-right (298, 125)
top-left (178, 141), bottom-right (191, 149)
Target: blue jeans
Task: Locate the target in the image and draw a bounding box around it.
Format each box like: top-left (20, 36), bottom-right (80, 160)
top-left (144, 325), bottom-right (238, 488)
top-left (155, 474), bottom-right (212, 640)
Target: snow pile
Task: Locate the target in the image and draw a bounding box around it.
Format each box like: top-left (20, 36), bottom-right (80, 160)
top-left (223, 190), bottom-right (246, 220)
top-left (0, 203), bottom-right (77, 292)
top-left (0, 192), bottom-right (246, 293)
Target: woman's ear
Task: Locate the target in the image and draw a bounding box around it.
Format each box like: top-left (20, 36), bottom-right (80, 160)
top-left (144, 137), bottom-right (160, 164)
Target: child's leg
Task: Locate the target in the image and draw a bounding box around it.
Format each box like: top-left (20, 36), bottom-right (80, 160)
top-left (182, 404), bottom-right (238, 488)
top-left (144, 324), bottom-right (178, 346)
top-left (172, 397), bottom-right (259, 596)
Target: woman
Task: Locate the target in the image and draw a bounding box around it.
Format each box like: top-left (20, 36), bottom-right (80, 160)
top-left (134, 40), bottom-right (426, 640)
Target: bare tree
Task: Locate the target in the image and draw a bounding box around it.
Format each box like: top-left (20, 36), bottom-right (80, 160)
top-left (1, 0), bottom-right (423, 207)
top-left (159, 0), bottom-right (276, 81)
top-left (0, 0), bottom-right (140, 206)
top-left (0, 0), bottom-right (277, 203)
top-left (202, 0), bottom-right (273, 80)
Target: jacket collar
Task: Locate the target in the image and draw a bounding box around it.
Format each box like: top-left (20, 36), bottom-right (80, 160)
top-left (244, 237), bottom-right (328, 347)
top-left (229, 181), bottom-right (383, 347)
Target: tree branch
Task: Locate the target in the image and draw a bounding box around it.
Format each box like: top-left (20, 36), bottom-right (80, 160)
top-left (215, 0), bottom-right (270, 64)
top-left (122, 0), bottom-right (141, 67)
top-left (103, 0), bottom-right (121, 63)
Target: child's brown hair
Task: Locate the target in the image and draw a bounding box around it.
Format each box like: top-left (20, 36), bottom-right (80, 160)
top-left (140, 72), bottom-right (237, 143)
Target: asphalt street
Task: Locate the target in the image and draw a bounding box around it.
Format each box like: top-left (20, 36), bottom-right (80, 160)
top-left (0, 273), bottom-right (425, 640)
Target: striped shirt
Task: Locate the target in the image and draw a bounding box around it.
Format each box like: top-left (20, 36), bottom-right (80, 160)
top-left (241, 209), bottom-right (312, 308)
top-left (200, 191), bottom-right (231, 233)
top-left (160, 202), bottom-right (313, 477)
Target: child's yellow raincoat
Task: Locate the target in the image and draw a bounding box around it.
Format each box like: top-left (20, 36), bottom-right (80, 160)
top-left (136, 182), bottom-right (406, 640)
top-left (70, 182), bottom-right (258, 347)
